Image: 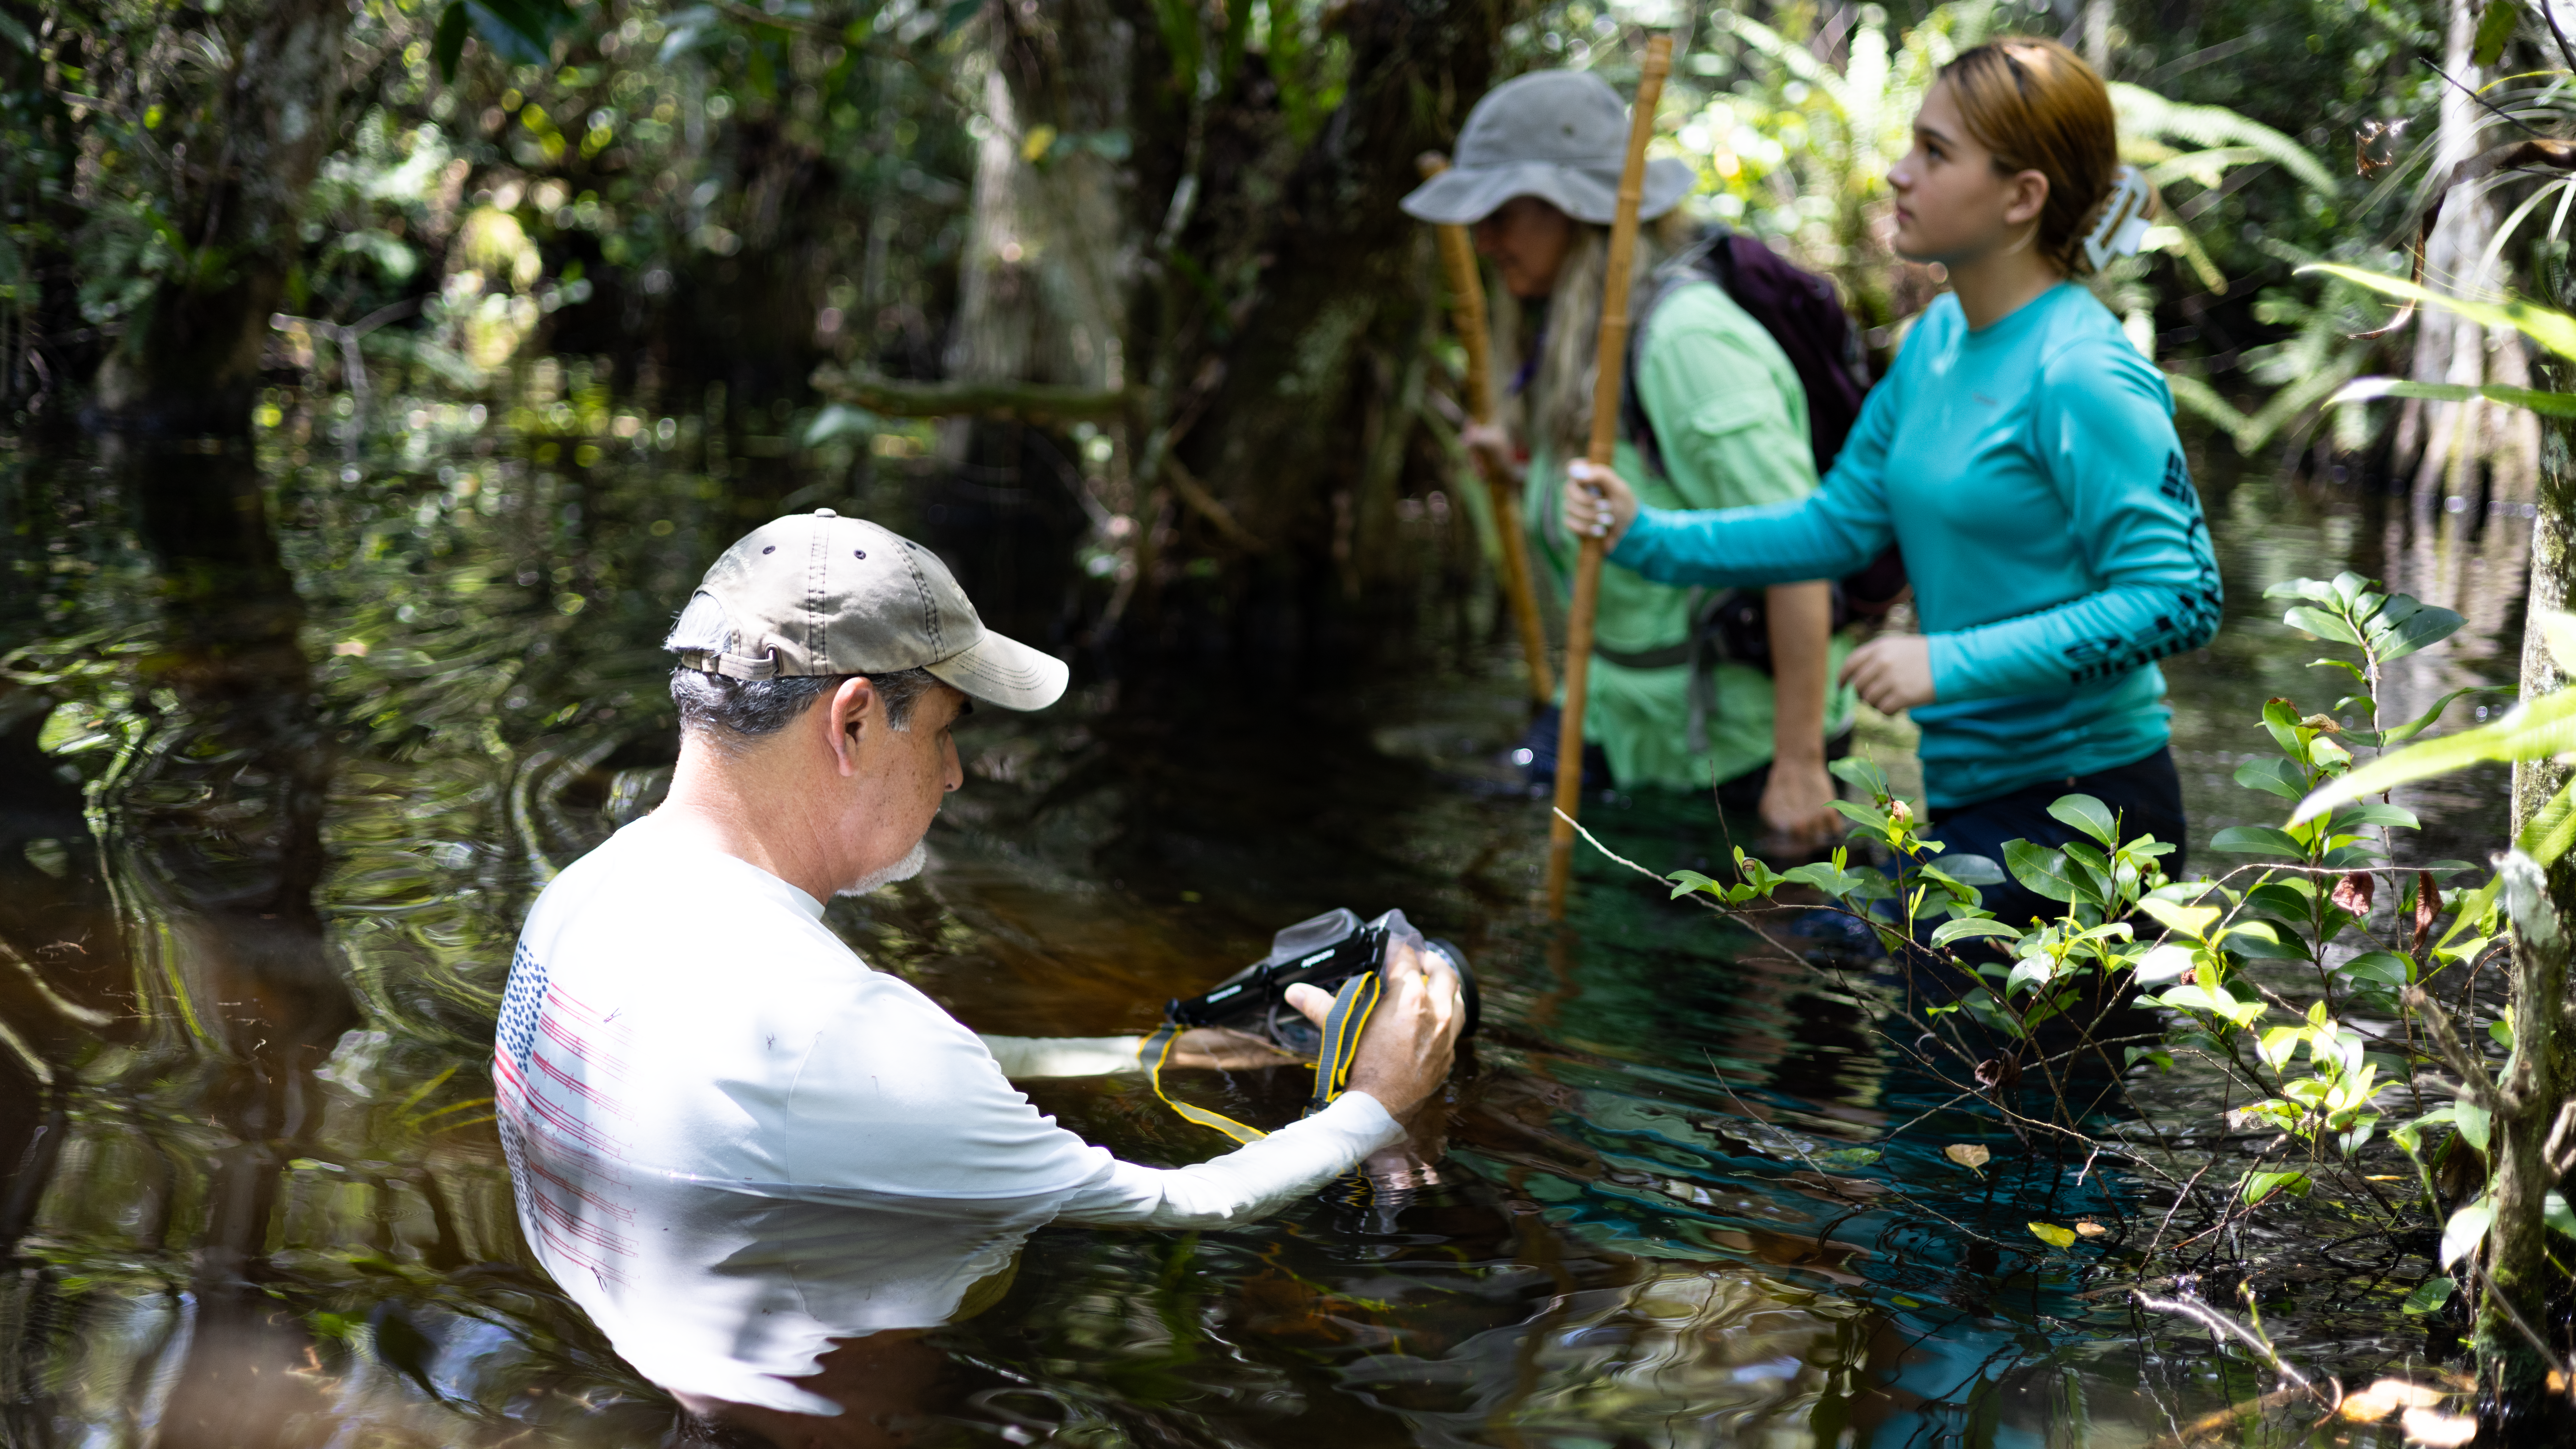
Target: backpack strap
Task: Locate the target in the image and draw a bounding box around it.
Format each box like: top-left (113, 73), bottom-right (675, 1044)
top-left (1618, 228), bottom-right (1728, 483)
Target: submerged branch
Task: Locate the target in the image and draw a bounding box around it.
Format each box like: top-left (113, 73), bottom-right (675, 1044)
top-left (1162, 455), bottom-right (1264, 551)
top-left (2402, 985), bottom-right (2501, 1110)
top-left (810, 365), bottom-right (1141, 424)
top-left (2133, 1292), bottom-right (2331, 1407)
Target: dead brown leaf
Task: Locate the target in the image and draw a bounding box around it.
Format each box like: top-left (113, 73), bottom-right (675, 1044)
top-left (1944, 1143), bottom-right (1991, 1171)
top-left (2331, 870), bottom-right (2376, 916)
top-left (2415, 869), bottom-right (2442, 955)
top-left (1973, 1055), bottom-right (2022, 1095)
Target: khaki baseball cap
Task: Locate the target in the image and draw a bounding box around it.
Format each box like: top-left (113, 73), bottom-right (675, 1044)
top-left (663, 509), bottom-right (1069, 711)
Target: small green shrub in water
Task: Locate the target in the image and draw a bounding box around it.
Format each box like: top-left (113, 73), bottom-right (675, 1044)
top-left (1599, 569), bottom-right (2576, 1400)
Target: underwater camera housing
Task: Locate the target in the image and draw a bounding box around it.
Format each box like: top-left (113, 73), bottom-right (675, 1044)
top-left (1165, 908), bottom-right (1481, 1057)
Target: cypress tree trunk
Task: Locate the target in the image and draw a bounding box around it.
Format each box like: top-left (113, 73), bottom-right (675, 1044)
top-left (87, 0), bottom-right (354, 439)
top-left (2491, 394), bottom-right (2576, 1440)
top-left (1174, 0), bottom-right (1506, 619)
top-left (2398, 0), bottom-right (2541, 506)
top-left (940, 0), bottom-right (1508, 649)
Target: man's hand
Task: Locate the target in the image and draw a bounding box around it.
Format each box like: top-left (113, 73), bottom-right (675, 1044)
top-left (1165, 1027), bottom-right (1302, 1071)
top-left (1562, 460), bottom-right (1640, 551)
top-left (1280, 939), bottom-right (1462, 1115)
top-left (1759, 754), bottom-right (1842, 852)
top-left (1839, 633), bottom-right (1936, 713)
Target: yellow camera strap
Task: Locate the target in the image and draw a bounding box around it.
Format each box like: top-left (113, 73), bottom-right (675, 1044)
top-left (1136, 1023), bottom-right (1268, 1145)
top-left (1138, 967), bottom-right (1384, 1141)
top-left (1307, 970), bottom-right (1381, 1117)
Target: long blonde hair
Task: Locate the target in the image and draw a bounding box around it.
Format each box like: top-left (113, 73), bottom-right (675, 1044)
top-left (1488, 213), bottom-right (1692, 469)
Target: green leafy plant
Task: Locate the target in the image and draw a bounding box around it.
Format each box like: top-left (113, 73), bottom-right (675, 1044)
top-left (1597, 564), bottom-right (2576, 1385)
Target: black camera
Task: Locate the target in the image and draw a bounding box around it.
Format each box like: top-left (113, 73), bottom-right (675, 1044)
top-left (1165, 908), bottom-right (1481, 1057)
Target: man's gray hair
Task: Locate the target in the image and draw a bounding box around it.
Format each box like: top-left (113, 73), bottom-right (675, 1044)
top-left (669, 668), bottom-right (941, 745)
top-left (664, 593), bottom-right (942, 745)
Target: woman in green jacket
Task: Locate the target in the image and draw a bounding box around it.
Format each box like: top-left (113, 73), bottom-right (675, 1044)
top-left (1402, 69), bottom-right (1851, 845)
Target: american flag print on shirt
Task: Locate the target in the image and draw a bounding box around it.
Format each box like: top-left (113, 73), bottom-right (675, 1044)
top-left (495, 938), bottom-right (640, 1289)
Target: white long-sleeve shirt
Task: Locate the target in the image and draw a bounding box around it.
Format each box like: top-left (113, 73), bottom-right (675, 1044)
top-left (494, 815), bottom-right (1402, 1401)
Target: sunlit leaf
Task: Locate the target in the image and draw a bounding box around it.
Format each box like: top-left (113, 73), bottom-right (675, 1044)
top-left (1929, 917), bottom-right (2020, 947)
top-left (2027, 1221), bottom-right (2077, 1249)
top-left (2137, 897), bottom-right (2220, 941)
top-left (2455, 1101), bottom-right (2493, 1153)
top-left (2516, 774), bottom-right (2576, 868)
top-left (2539, 611), bottom-right (2576, 676)
top-left (2440, 1200), bottom-right (2493, 1267)
top-left (2211, 824), bottom-right (2304, 856)
top-left (2133, 943), bottom-right (2196, 985)
top-left (1828, 755), bottom-right (1890, 797)
top-left (2302, 263), bottom-right (2576, 362)
top-left (1934, 852), bottom-right (2006, 886)
top-left (2148, 983), bottom-right (2214, 1011)
top-left (2401, 1278), bottom-right (2456, 1316)
top-left (2336, 951), bottom-right (2413, 987)
top-left (2233, 756), bottom-right (2307, 800)
top-left (2329, 375), bottom-right (2576, 419)
top-left (1942, 1143), bottom-right (1990, 1171)
top-left (2333, 802), bottom-right (2420, 831)
top-left (2283, 603), bottom-right (2363, 646)
top-left (2110, 82), bottom-right (2339, 194)
top-left (2295, 690), bottom-right (2576, 822)
top-left (2002, 840), bottom-right (2079, 903)
top-left (2243, 1169), bottom-right (2312, 1204)
top-left (2045, 793), bottom-right (2118, 848)
top-left (2367, 598), bottom-right (2467, 664)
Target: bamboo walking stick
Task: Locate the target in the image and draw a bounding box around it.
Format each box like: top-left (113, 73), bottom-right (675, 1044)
top-left (1546, 34), bottom-right (1670, 920)
top-left (1417, 152), bottom-right (1554, 706)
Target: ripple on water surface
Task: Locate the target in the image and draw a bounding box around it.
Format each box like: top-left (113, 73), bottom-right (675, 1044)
top-left (0, 436), bottom-right (2516, 1446)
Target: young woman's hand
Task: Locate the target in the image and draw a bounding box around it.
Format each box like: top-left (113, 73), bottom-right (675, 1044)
top-left (1839, 634), bottom-right (1936, 713)
top-left (1562, 461), bottom-right (1640, 550)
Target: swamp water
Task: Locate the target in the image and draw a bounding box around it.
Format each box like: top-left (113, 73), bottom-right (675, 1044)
top-left (0, 415), bottom-right (2534, 1447)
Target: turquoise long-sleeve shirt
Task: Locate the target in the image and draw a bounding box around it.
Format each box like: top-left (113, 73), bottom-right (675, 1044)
top-left (1607, 283), bottom-right (2221, 809)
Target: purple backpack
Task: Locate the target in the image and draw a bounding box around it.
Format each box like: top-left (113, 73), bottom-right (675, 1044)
top-left (1621, 229), bottom-right (1907, 616)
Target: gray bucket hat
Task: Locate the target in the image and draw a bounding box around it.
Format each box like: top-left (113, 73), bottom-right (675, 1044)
top-left (665, 509), bottom-right (1069, 711)
top-left (1401, 69), bottom-right (1695, 226)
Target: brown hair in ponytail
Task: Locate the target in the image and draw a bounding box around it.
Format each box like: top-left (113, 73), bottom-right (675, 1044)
top-left (1937, 37), bottom-right (2130, 276)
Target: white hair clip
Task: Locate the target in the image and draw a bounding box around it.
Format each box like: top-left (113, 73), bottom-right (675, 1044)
top-left (2081, 164), bottom-right (2155, 271)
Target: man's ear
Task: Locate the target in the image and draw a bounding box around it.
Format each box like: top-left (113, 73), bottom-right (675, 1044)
top-left (823, 676), bottom-right (878, 777)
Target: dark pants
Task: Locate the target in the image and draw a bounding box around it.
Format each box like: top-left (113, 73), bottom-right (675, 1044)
top-left (1894, 747), bottom-right (2187, 1101)
top-left (1918, 746), bottom-right (2188, 930)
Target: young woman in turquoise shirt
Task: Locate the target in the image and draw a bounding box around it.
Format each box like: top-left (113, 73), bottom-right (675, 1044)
top-left (1567, 37), bottom-right (2222, 926)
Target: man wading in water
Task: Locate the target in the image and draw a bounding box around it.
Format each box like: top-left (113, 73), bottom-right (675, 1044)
top-left (493, 509), bottom-right (1461, 1418)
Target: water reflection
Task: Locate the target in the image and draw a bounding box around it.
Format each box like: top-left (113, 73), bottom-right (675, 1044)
top-left (518, 1174), bottom-right (1045, 1435)
top-left (0, 418), bottom-right (2518, 1446)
